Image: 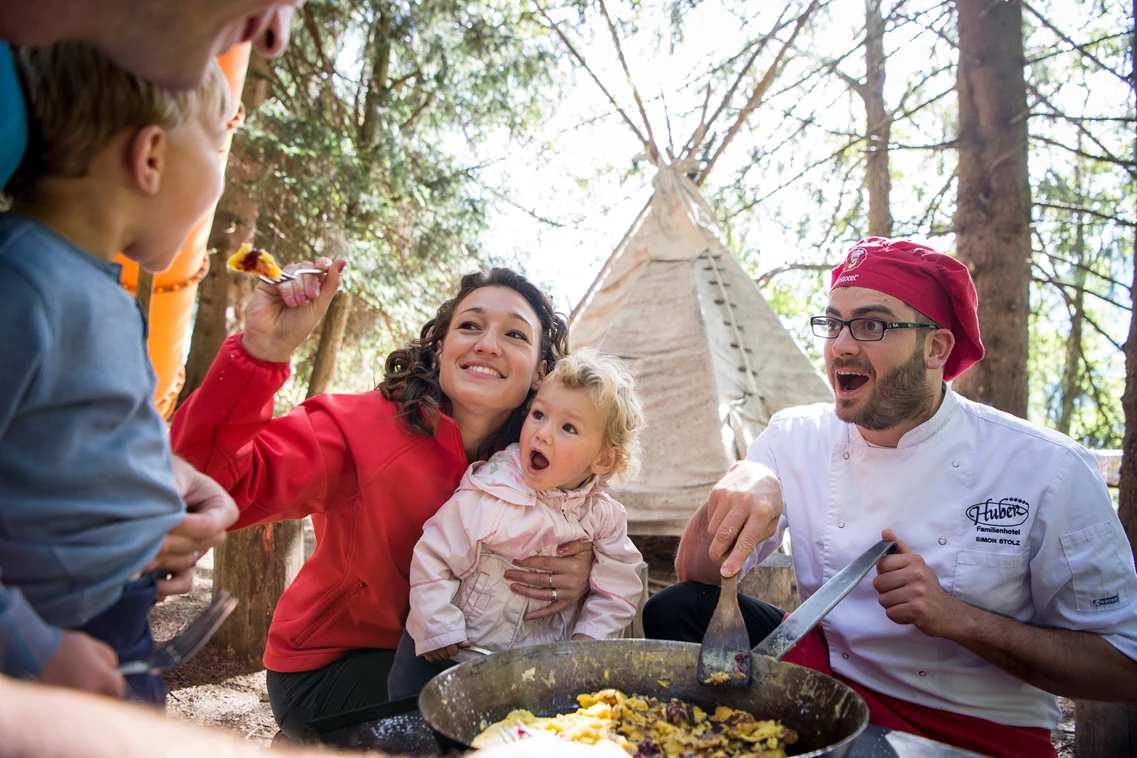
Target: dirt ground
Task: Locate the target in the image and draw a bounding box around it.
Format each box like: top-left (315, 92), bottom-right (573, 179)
top-left (151, 533), bottom-right (1077, 755)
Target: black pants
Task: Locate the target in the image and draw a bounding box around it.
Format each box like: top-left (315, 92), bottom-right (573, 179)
top-left (386, 630), bottom-right (458, 701)
top-left (642, 581), bottom-right (785, 647)
top-left (266, 648), bottom-right (397, 740)
top-left (77, 576), bottom-right (164, 705)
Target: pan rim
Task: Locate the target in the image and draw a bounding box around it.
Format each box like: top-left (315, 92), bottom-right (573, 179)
top-left (418, 639), bottom-right (869, 758)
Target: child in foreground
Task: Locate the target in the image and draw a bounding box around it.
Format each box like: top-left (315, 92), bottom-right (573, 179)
top-left (389, 348), bottom-right (647, 699)
top-left (0, 42), bottom-right (233, 703)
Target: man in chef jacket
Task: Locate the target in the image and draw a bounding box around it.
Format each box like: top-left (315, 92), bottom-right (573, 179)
top-left (645, 237), bottom-right (1137, 758)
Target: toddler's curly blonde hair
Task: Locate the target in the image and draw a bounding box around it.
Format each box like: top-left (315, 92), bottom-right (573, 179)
top-left (543, 348), bottom-right (646, 484)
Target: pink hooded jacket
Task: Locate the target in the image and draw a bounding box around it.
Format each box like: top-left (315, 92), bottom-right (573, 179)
top-left (407, 443), bottom-right (644, 655)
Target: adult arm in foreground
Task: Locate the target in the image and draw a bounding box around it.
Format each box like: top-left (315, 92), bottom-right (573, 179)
top-left (674, 460), bottom-right (784, 584)
top-left (0, 675), bottom-right (618, 758)
top-left (876, 529), bottom-right (1137, 704)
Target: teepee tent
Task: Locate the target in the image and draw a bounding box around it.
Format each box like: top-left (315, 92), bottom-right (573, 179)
top-left (548, 1), bottom-right (831, 535)
top-left (570, 162), bottom-right (831, 535)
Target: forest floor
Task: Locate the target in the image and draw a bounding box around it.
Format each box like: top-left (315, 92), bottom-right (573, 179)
top-left (152, 533), bottom-right (1076, 755)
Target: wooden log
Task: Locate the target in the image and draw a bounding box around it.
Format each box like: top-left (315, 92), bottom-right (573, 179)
top-left (211, 521), bottom-right (303, 664)
top-left (1075, 700), bottom-right (1137, 757)
top-left (740, 551), bottom-right (799, 612)
top-left (306, 291), bottom-right (353, 399)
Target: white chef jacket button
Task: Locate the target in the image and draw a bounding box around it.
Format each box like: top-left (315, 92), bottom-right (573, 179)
top-left (842, 452), bottom-right (850, 460)
top-left (842, 653), bottom-right (850, 660)
top-left (938, 537), bottom-right (947, 545)
top-left (918, 671), bottom-right (927, 677)
top-left (951, 460), bottom-right (960, 468)
top-left (837, 520), bottom-right (845, 528)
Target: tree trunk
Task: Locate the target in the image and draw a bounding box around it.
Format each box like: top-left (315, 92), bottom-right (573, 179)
top-left (178, 55), bottom-right (272, 407)
top-left (863, 0), bottom-right (892, 238)
top-left (211, 522), bottom-right (304, 664)
top-left (177, 221), bottom-right (246, 407)
top-left (306, 292), bottom-right (354, 399)
top-left (1076, 4), bottom-right (1137, 747)
top-left (1057, 266), bottom-right (1086, 437)
top-left (951, 0), bottom-right (1031, 418)
top-left (194, 54), bottom-right (304, 663)
top-left (1118, 0), bottom-right (1137, 570)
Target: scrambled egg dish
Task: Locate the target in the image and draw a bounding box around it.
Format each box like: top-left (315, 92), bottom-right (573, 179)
top-left (472, 688), bottom-right (798, 757)
top-left (227, 243), bottom-right (283, 281)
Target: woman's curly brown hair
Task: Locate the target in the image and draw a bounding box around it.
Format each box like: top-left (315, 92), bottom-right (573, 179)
top-left (380, 268), bottom-right (569, 460)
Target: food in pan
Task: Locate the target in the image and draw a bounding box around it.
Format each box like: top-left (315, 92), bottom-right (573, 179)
top-left (472, 688), bottom-right (797, 757)
top-left (227, 243), bottom-right (283, 281)
top-left (703, 672), bottom-right (737, 685)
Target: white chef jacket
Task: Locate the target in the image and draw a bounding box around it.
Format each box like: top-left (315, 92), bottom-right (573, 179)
top-left (739, 389), bottom-right (1137, 729)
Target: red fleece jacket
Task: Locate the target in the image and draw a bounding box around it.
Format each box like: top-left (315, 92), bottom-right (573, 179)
top-left (171, 335), bottom-right (468, 672)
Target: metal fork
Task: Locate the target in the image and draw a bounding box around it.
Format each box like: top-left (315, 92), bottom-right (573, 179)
top-left (257, 268), bottom-right (329, 286)
top-left (116, 590), bottom-right (238, 675)
top-left (496, 726), bottom-right (530, 743)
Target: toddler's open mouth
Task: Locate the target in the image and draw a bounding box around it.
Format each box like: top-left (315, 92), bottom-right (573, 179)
top-left (529, 450), bottom-right (550, 471)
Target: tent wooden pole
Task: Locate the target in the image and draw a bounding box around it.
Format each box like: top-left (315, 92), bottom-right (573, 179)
top-left (697, 0), bottom-right (819, 187)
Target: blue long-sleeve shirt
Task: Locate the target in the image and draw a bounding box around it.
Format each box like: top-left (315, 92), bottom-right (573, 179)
top-left (0, 214), bottom-right (185, 678)
top-left (0, 43), bottom-right (27, 188)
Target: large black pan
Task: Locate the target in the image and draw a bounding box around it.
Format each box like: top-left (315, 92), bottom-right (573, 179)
top-left (419, 540), bottom-right (897, 757)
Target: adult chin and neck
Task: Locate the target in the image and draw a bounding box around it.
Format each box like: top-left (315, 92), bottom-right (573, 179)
top-left (451, 406), bottom-right (517, 463)
top-left (836, 336), bottom-right (953, 449)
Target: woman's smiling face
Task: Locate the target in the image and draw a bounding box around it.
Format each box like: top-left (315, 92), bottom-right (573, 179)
top-left (437, 285), bottom-right (545, 422)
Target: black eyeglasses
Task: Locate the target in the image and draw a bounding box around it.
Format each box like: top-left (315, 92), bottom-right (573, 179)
top-left (810, 316), bottom-right (940, 342)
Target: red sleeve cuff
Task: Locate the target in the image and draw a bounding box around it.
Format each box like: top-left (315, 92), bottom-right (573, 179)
top-left (229, 333), bottom-right (292, 372)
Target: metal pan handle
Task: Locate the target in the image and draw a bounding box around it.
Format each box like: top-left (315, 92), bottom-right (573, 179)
top-left (752, 538), bottom-right (897, 661)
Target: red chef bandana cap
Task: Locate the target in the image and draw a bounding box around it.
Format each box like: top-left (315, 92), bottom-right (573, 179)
top-left (829, 237), bottom-right (984, 381)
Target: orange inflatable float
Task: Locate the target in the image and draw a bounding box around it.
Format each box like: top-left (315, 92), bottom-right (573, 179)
top-left (116, 44), bottom-right (251, 418)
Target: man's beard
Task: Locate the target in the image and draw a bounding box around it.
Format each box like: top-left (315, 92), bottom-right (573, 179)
top-left (831, 346), bottom-right (934, 431)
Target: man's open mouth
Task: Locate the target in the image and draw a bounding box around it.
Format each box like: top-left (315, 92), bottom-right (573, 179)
top-left (529, 450), bottom-right (550, 471)
top-left (836, 371), bottom-right (869, 392)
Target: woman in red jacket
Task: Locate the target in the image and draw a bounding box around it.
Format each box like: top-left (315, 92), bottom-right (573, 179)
top-left (171, 261), bottom-right (590, 737)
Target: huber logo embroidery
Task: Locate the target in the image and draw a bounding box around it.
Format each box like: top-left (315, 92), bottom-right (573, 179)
top-left (845, 247), bottom-right (867, 271)
top-left (967, 497), bottom-right (1029, 546)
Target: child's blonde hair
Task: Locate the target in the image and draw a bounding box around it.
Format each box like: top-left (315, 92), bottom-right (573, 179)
top-left (5, 42), bottom-right (233, 201)
top-left (544, 348), bottom-right (646, 484)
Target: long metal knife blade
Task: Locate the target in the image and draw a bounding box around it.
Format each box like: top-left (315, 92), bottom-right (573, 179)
top-left (753, 539), bottom-right (897, 661)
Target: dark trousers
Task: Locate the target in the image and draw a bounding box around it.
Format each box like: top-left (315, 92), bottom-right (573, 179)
top-left (77, 576), bottom-right (164, 705)
top-left (642, 581), bottom-right (785, 647)
top-left (386, 630), bottom-right (458, 701)
top-left (266, 647), bottom-right (397, 740)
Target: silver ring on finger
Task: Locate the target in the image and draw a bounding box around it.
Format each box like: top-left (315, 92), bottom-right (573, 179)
top-left (551, 588), bottom-right (558, 602)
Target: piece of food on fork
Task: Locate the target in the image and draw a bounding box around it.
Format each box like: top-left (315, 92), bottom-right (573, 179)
top-left (227, 243), bottom-right (284, 281)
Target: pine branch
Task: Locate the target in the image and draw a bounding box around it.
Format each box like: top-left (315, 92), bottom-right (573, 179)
top-left (698, 0), bottom-right (822, 187)
top-left (1027, 31), bottom-right (1131, 65)
top-left (1032, 111), bottom-right (1136, 124)
top-left (725, 133), bottom-right (863, 218)
top-left (685, 5), bottom-right (793, 156)
top-left (1032, 271), bottom-right (1131, 315)
top-left (1026, 81), bottom-right (1133, 178)
top-left (1021, 1), bottom-right (1131, 85)
top-left (1035, 202), bottom-right (1135, 228)
top-left (1031, 134), bottom-right (1136, 173)
top-left (755, 262), bottom-right (835, 286)
top-left (1038, 248), bottom-right (1132, 292)
top-left (914, 170), bottom-right (957, 233)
